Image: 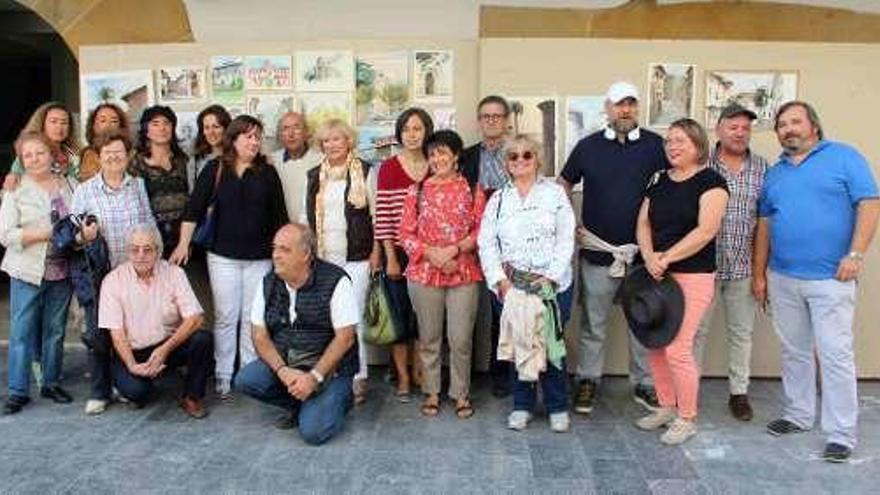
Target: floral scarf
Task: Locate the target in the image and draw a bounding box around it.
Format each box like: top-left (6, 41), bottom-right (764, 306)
top-left (315, 153), bottom-right (368, 257)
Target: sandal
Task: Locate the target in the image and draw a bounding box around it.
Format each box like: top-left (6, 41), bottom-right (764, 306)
top-left (455, 398), bottom-right (474, 419)
top-left (353, 378), bottom-right (367, 406)
top-left (420, 396), bottom-right (440, 417)
top-left (395, 388), bottom-right (413, 404)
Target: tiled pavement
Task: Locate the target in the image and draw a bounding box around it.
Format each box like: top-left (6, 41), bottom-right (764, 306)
top-left (1, 348), bottom-right (879, 494)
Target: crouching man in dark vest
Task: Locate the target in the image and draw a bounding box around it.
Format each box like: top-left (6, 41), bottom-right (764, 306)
top-left (235, 223), bottom-right (359, 445)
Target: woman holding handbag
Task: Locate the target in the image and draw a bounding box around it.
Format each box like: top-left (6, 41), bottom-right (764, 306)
top-left (71, 130), bottom-right (155, 414)
top-left (171, 115), bottom-right (288, 399)
top-left (373, 108), bottom-right (433, 402)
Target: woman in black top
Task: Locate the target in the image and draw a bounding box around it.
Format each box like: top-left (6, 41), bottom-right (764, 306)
top-left (171, 115), bottom-right (288, 398)
top-left (129, 105), bottom-right (190, 258)
top-left (634, 118), bottom-right (729, 446)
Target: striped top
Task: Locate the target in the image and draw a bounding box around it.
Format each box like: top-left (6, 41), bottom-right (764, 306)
top-left (374, 156), bottom-right (420, 244)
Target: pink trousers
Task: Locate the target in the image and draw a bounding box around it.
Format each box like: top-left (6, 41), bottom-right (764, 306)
top-left (647, 272), bottom-right (715, 420)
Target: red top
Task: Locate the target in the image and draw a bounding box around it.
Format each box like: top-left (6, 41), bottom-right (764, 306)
top-left (399, 175), bottom-right (486, 287)
top-left (374, 156), bottom-right (417, 244)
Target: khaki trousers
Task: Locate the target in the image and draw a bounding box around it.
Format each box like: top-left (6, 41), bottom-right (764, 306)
top-left (408, 282), bottom-right (479, 399)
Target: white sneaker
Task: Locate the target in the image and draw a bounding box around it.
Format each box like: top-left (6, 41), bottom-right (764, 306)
top-left (636, 407), bottom-right (677, 431)
top-left (507, 411), bottom-right (533, 431)
top-left (215, 378), bottom-right (232, 400)
top-left (660, 418), bottom-right (697, 445)
top-left (549, 412), bottom-right (570, 433)
top-left (84, 399), bottom-right (108, 415)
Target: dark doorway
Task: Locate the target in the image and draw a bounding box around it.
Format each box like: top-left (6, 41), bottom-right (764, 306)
top-left (0, 0), bottom-right (79, 174)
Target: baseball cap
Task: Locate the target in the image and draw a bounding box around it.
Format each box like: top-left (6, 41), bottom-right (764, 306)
top-left (718, 102), bottom-right (758, 123)
top-left (606, 81), bottom-right (639, 104)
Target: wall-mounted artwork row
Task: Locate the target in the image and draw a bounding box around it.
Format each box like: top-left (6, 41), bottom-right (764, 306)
top-left (705, 71), bottom-right (798, 130)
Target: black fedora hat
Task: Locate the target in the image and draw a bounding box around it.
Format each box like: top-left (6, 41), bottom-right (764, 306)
top-left (619, 265), bottom-right (685, 349)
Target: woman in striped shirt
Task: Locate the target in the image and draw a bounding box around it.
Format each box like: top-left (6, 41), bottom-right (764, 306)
top-left (374, 108), bottom-right (434, 402)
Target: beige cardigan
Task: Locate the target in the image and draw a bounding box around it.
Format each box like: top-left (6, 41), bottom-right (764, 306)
top-left (0, 175), bottom-right (73, 285)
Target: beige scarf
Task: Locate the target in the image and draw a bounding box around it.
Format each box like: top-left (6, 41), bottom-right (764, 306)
top-left (315, 153), bottom-right (368, 258)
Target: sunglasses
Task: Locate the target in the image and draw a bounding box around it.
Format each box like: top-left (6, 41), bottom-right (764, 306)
top-left (506, 150), bottom-right (535, 162)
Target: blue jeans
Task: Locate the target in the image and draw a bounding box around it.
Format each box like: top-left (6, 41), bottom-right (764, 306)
top-left (7, 278), bottom-right (72, 397)
top-left (513, 360), bottom-right (569, 414)
top-left (492, 285), bottom-right (574, 392)
top-left (235, 359), bottom-right (353, 445)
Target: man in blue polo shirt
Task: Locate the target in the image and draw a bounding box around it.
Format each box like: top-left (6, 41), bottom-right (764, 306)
top-left (754, 101), bottom-right (880, 463)
top-left (559, 81), bottom-right (668, 414)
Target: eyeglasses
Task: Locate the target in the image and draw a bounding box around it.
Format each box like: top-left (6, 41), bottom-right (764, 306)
top-left (479, 113), bottom-right (507, 122)
top-left (506, 151), bottom-right (535, 162)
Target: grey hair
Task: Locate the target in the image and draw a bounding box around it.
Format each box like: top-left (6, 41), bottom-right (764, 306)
top-left (125, 222), bottom-right (163, 259)
top-left (287, 222), bottom-right (317, 259)
top-left (774, 100), bottom-right (824, 140)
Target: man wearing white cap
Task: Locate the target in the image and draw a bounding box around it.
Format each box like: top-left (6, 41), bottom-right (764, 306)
top-left (559, 81), bottom-right (668, 415)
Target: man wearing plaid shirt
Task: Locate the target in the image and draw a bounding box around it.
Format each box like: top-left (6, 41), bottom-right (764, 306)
top-left (693, 103), bottom-right (768, 421)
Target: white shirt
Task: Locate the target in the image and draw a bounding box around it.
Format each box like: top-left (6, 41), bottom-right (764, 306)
top-left (250, 273), bottom-right (358, 330)
top-left (272, 147), bottom-right (322, 222)
top-left (477, 177), bottom-right (576, 293)
top-left (320, 180), bottom-right (349, 265)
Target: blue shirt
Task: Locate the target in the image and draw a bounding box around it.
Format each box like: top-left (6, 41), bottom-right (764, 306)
top-left (560, 127), bottom-right (667, 266)
top-left (758, 140), bottom-right (878, 280)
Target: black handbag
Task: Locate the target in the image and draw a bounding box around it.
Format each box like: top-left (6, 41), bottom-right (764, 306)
top-left (192, 163), bottom-right (223, 249)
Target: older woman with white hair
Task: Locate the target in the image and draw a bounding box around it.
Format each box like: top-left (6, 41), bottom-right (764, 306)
top-left (300, 118), bottom-right (377, 404)
top-left (477, 134), bottom-right (576, 433)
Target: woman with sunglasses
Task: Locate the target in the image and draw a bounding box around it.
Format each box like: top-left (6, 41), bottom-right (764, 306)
top-left (477, 134), bottom-right (576, 432)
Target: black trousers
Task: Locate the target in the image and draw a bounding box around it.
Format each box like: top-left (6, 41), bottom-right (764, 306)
top-left (111, 330), bottom-right (214, 404)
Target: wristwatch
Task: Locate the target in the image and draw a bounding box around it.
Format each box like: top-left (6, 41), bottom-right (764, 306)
top-left (309, 368), bottom-right (325, 385)
top-left (846, 251), bottom-right (864, 261)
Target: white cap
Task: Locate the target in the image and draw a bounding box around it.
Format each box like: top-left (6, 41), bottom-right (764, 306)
top-left (606, 81), bottom-right (639, 103)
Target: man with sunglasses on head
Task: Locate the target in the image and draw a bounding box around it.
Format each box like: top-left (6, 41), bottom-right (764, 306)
top-left (460, 95), bottom-right (512, 397)
top-left (558, 81), bottom-right (668, 416)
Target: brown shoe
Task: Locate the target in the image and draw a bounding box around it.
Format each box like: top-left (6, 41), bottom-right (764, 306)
top-left (729, 394), bottom-right (753, 421)
top-left (180, 397), bottom-right (209, 419)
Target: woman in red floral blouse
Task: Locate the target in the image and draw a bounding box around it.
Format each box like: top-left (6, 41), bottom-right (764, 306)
top-left (399, 130), bottom-right (485, 419)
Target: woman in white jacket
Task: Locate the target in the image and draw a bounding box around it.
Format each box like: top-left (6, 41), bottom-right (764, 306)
top-left (477, 134), bottom-right (575, 433)
top-left (1, 132), bottom-right (75, 414)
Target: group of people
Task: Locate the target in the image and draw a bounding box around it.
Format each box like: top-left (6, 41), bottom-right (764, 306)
top-left (1, 80), bottom-right (876, 460)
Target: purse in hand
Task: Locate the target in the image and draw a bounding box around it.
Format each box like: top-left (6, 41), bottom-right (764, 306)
top-left (192, 162), bottom-right (223, 249)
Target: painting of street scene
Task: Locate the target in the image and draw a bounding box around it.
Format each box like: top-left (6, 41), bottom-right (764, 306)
top-left (647, 63), bottom-right (695, 127)
top-left (157, 66), bottom-right (205, 102)
top-left (706, 71), bottom-right (798, 129)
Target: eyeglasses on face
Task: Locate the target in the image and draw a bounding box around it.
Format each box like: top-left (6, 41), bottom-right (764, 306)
top-left (479, 113), bottom-right (507, 122)
top-left (506, 150), bottom-right (535, 162)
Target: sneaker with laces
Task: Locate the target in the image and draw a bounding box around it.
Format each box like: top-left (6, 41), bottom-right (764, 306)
top-left (549, 412), bottom-right (570, 433)
top-left (636, 407), bottom-right (677, 431)
top-left (573, 380), bottom-right (597, 414)
top-left (633, 384), bottom-right (660, 411)
top-left (728, 394), bottom-right (753, 421)
top-left (766, 418), bottom-right (806, 436)
top-left (660, 418), bottom-right (697, 445)
top-left (822, 442), bottom-right (852, 463)
top-left (507, 410), bottom-right (533, 431)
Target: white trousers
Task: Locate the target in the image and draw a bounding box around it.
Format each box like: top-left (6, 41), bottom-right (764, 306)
top-left (208, 253), bottom-right (272, 381)
top-left (340, 260), bottom-right (371, 380)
